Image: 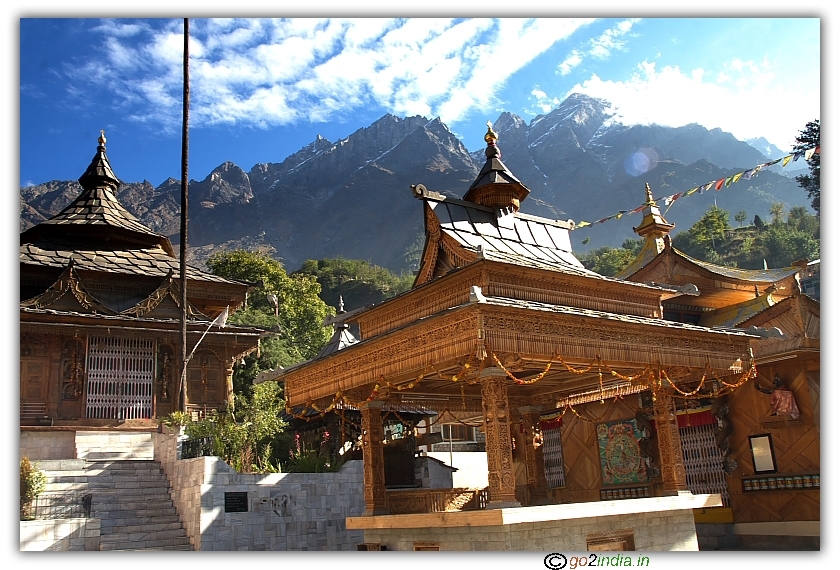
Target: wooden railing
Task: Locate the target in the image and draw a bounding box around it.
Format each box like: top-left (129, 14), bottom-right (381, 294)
top-left (385, 487), bottom-right (489, 514)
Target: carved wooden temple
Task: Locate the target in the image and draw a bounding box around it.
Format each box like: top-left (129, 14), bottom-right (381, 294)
top-left (278, 125), bottom-right (765, 551)
top-left (617, 186), bottom-right (820, 549)
top-left (20, 132), bottom-right (262, 459)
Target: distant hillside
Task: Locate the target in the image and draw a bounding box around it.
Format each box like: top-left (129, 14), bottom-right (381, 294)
top-left (21, 94), bottom-right (812, 273)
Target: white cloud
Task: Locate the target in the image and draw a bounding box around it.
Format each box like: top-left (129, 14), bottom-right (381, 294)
top-left (566, 58), bottom-right (819, 150)
top-left (558, 50), bottom-right (583, 76)
top-left (588, 18), bottom-right (640, 59)
top-left (68, 17), bottom-right (592, 132)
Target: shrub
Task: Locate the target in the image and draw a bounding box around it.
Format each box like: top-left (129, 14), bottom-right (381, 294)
top-left (20, 457), bottom-right (46, 520)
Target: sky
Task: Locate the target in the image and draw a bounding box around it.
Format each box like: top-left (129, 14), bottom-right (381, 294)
top-left (19, 16), bottom-right (820, 188)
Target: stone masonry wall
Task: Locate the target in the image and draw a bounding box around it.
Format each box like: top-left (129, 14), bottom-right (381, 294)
top-left (20, 518), bottom-right (101, 551)
top-left (20, 431), bottom-right (76, 460)
top-left (154, 432), bottom-right (365, 551)
top-left (364, 509), bottom-right (699, 551)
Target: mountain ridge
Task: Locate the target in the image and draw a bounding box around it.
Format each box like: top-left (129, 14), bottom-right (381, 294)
top-left (20, 94), bottom-right (811, 272)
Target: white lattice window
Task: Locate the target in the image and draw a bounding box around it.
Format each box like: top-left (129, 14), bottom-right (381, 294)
top-left (680, 422), bottom-right (730, 506)
top-left (86, 337), bottom-right (155, 420)
top-left (542, 425), bottom-right (567, 489)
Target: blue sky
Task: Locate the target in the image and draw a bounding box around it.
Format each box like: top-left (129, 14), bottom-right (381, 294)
top-left (19, 17), bottom-right (820, 188)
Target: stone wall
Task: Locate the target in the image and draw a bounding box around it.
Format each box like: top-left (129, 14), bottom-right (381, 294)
top-left (363, 508), bottom-right (699, 551)
top-left (153, 432), bottom-right (365, 551)
top-left (20, 518), bottom-right (100, 551)
top-left (20, 431), bottom-right (76, 460)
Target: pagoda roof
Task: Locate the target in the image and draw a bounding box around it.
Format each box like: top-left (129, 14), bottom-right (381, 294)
top-left (20, 132), bottom-right (176, 256)
top-left (414, 187), bottom-right (589, 284)
top-left (20, 242), bottom-right (242, 285)
top-left (315, 324), bottom-right (359, 359)
top-left (684, 253), bottom-right (800, 283)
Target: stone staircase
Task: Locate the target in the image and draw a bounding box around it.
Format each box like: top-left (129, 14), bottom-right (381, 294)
top-left (37, 459), bottom-right (192, 551)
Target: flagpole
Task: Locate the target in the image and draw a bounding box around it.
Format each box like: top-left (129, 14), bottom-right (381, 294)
top-left (178, 17), bottom-right (190, 413)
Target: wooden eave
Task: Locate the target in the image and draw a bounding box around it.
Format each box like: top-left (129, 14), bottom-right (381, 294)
top-left (20, 307), bottom-right (264, 358)
top-left (282, 297), bottom-right (754, 408)
top-left (628, 247), bottom-right (800, 310)
top-left (356, 258), bottom-right (677, 342)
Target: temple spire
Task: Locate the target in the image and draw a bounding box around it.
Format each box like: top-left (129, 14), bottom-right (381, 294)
top-left (633, 182), bottom-right (675, 240)
top-left (78, 130), bottom-right (121, 191)
top-left (463, 121), bottom-right (530, 213)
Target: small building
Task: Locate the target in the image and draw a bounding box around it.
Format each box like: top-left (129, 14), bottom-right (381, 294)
top-left (20, 132), bottom-right (263, 460)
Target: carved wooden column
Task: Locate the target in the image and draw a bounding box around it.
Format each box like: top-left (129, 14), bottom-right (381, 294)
top-left (519, 406), bottom-right (550, 505)
top-left (652, 385), bottom-right (688, 494)
top-left (360, 401), bottom-right (389, 515)
top-left (224, 362), bottom-right (235, 408)
top-left (480, 368), bottom-right (520, 508)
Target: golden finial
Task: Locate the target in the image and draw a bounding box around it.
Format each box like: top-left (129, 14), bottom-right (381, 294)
top-left (98, 130), bottom-right (106, 146)
top-left (484, 121), bottom-right (498, 145)
top-left (644, 182), bottom-right (655, 205)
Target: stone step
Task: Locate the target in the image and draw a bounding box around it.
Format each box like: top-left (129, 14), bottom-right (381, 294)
top-left (110, 544), bottom-right (192, 552)
top-left (98, 514), bottom-right (182, 528)
top-left (101, 519), bottom-right (184, 533)
top-left (97, 506), bottom-right (179, 518)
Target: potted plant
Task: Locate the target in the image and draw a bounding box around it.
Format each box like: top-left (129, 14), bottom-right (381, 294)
top-left (20, 457), bottom-right (46, 520)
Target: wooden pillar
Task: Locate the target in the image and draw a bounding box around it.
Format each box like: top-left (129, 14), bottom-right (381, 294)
top-left (224, 362), bottom-right (235, 408)
top-left (360, 401), bottom-right (388, 516)
top-left (519, 406), bottom-right (550, 505)
top-left (480, 368), bottom-right (520, 508)
top-left (652, 385), bottom-right (688, 494)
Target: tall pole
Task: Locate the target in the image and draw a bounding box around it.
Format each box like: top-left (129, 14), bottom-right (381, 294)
top-left (178, 18), bottom-right (190, 413)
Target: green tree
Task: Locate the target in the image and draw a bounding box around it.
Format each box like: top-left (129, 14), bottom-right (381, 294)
top-left (793, 119), bottom-right (820, 214)
top-left (688, 205), bottom-right (730, 254)
top-left (735, 211), bottom-right (747, 227)
top-left (769, 202), bottom-right (785, 225)
top-left (206, 250), bottom-right (332, 389)
top-left (183, 381), bottom-right (287, 473)
top-left (295, 258), bottom-right (413, 311)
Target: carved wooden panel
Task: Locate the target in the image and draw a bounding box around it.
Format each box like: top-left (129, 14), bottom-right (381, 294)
top-left (481, 375), bottom-right (517, 504)
top-left (187, 349), bottom-right (222, 405)
top-left (726, 361), bottom-right (820, 523)
top-left (20, 358), bottom-right (48, 402)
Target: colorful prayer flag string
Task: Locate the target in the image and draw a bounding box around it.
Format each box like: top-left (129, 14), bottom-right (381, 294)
top-left (573, 146), bottom-right (819, 230)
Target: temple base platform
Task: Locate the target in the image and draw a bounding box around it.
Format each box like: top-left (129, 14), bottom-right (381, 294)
top-left (347, 492), bottom-right (721, 551)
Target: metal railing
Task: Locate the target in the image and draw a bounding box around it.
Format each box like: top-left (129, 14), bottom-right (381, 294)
top-left (27, 492), bottom-right (92, 520)
top-left (181, 436), bottom-right (215, 459)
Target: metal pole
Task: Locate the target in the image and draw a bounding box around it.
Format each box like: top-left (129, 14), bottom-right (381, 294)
top-left (178, 18), bottom-right (190, 413)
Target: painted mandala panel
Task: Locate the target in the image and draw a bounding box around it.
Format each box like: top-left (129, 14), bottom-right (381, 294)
top-left (597, 418), bottom-right (648, 485)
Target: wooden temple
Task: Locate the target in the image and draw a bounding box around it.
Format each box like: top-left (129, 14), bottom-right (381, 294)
top-left (20, 132), bottom-right (262, 456)
top-left (617, 185), bottom-right (820, 548)
top-left (277, 125), bottom-right (767, 551)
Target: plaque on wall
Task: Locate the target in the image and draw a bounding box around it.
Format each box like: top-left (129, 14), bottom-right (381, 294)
top-left (225, 492), bottom-right (249, 513)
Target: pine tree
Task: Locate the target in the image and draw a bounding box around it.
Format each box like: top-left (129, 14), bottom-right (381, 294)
top-left (793, 119), bottom-right (820, 215)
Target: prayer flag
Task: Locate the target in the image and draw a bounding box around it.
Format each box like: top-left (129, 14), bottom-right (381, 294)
top-left (732, 172), bottom-right (744, 184)
top-left (631, 204), bottom-right (645, 214)
top-left (805, 148), bottom-right (816, 161)
top-left (684, 187), bottom-right (699, 196)
top-left (577, 221), bottom-right (591, 228)
top-left (724, 176), bottom-right (734, 188)
top-left (715, 178), bottom-right (725, 191)
top-left (767, 158), bottom-right (782, 166)
top-left (782, 155), bottom-right (793, 167)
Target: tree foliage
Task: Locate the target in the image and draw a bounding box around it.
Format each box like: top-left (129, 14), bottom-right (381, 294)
top-left (206, 250), bottom-right (332, 391)
top-left (793, 119), bottom-right (820, 214)
top-left (182, 381), bottom-right (287, 473)
top-left (579, 238), bottom-right (643, 276)
top-left (295, 257), bottom-right (414, 312)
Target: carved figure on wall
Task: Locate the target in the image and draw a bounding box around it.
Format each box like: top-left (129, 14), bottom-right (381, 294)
top-left (711, 395), bottom-right (738, 473)
top-left (755, 373), bottom-right (800, 419)
top-left (157, 345), bottom-right (174, 402)
top-left (60, 338), bottom-right (85, 401)
top-left (633, 409), bottom-right (658, 478)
